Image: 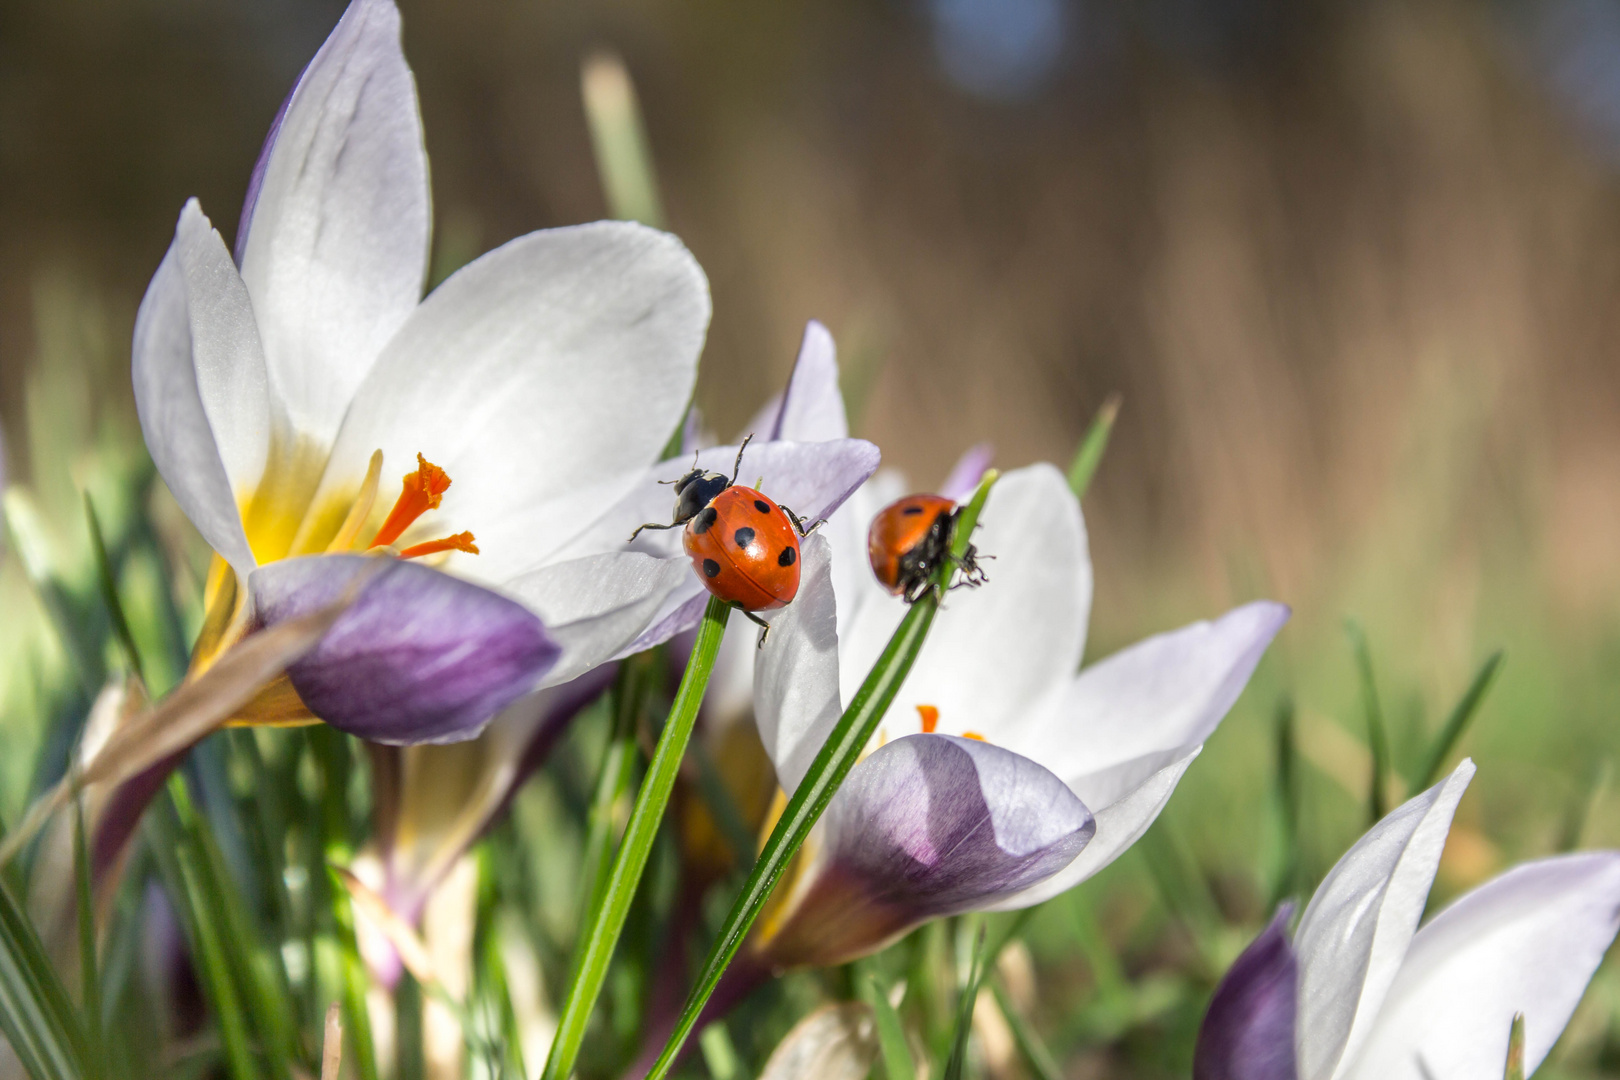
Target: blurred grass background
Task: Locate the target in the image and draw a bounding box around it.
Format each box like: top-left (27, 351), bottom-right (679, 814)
top-left (6, 0), bottom-right (1620, 1075)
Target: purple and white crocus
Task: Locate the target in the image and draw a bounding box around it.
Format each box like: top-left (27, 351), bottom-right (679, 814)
top-left (133, 0), bottom-right (877, 745)
top-left (1195, 759), bottom-right (1620, 1080)
top-left (726, 336), bottom-right (1289, 966)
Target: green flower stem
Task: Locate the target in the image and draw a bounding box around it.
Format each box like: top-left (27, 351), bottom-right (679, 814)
top-left (541, 596), bottom-right (733, 1080)
top-left (643, 470), bottom-right (1000, 1080)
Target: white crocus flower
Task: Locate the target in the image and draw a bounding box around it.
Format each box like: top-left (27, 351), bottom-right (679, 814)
top-left (1195, 760), bottom-right (1620, 1080)
top-left (135, 0), bottom-right (876, 744)
top-left (728, 340), bottom-right (1287, 966)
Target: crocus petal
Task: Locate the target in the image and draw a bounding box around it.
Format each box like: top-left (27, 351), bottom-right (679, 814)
top-left (133, 201), bottom-right (270, 580)
top-left (838, 463), bottom-right (1090, 741)
top-left (981, 746), bottom-right (1201, 911)
top-left (312, 222), bottom-right (711, 583)
top-left (765, 320), bottom-right (849, 443)
top-left (1010, 600), bottom-right (1291, 785)
top-left (606, 439), bottom-right (882, 652)
top-left (938, 443), bottom-right (994, 502)
top-left (753, 534), bottom-right (841, 793)
top-left (249, 555), bottom-right (559, 744)
top-left (503, 552), bottom-right (690, 688)
top-left (1343, 852), bottom-right (1620, 1080)
top-left (236, 0), bottom-right (431, 443)
top-left (764, 734), bottom-right (1092, 966)
top-left (1293, 760), bottom-right (1475, 1080)
top-left (1194, 905), bottom-right (1300, 1080)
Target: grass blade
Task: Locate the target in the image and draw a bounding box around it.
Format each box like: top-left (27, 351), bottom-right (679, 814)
top-left (327, 871), bottom-right (381, 1080)
top-left (84, 493), bottom-right (144, 686)
top-left (0, 855), bottom-right (86, 1080)
top-left (988, 978), bottom-right (1062, 1080)
top-left (1504, 1012), bottom-right (1525, 1080)
top-left (1066, 394), bottom-right (1121, 499)
top-left (859, 970), bottom-right (914, 1080)
top-left (1344, 619), bottom-right (1391, 824)
top-left (71, 789), bottom-right (100, 1080)
top-left (540, 596), bottom-right (733, 1080)
top-left (1413, 650), bottom-right (1504, 790)
top-left (942, 921), bottom-right (989, 1080)
top-left (642, 471), bottom-right (1000, 1080)
top-left (576, 655), bottom-right (654, 923)
top-left (581, 51), bottom-right (665, 227)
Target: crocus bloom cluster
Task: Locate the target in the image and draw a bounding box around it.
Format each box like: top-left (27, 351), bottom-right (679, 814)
top-left (726, 339), bottom-right (1289, 966)
top-left (133, 0), bottom-right (878, 746)
top-left (1195, 759), bottom-right (1620, 1080)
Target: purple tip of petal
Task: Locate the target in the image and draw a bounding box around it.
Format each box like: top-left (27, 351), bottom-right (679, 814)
top-left (938, 442), bottom-right (995, 501)
top-left (1194, 904), bottom-right (1299, 1080)
top-left (770, 320), bottom-right (847, 443)
top-left (234, 74), bottom-right (299, 265)
top-left (249, 555), bottom-right (560, 744)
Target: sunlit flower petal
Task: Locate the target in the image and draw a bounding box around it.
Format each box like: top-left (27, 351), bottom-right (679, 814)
top-left (755, 320), bottom-right (849, 443)
top-left (753, 534), bottom-right (841, 793)
top-left (235, 0), bottom-right (430, 445)
top-left (1293, 760), bottom-right (1474, 1080)
top-left (250, 555), bottom-right (559, 743)
top-left (1344, 852), bottom-right (1620, 1080)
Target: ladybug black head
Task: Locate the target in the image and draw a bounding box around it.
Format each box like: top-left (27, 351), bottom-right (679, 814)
top-left (672, 469), bottom-right (732, 524)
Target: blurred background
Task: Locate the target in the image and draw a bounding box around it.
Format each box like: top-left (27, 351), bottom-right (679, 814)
top-left (6, 0), bottom-right (1620, 1074)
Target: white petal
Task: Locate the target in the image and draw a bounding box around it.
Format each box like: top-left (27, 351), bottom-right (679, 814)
top-left (753, 534), bottom-right (841, 793)
top-left (1294, 760), bottom-right (1476, 1080)
top-left (132, 201), bottom-right (269, 579)
top-left (1006, 601), bottom-right (1290, 783)
top-left (1343, 852), bottom-right (1620, 1080)
top-left (503, 551), bottom-right (690, 688)
top-left (982, 747), bottom-right (1200, 911)
top-left (837, 463), bottom-right (1090, 742)
top-left (314, 221), bottom-right (710, 582)
top-left (236, 0), bottom-right (430, 444)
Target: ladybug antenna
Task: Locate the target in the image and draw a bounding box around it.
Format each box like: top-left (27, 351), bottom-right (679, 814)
top-left (658, 450), bottom-right (702, 486)
top-left (731, 434), bottom-right (754, 485)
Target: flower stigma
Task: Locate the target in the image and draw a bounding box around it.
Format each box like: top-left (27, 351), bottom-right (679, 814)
top-left (367, 453), bottom-right (477, 559)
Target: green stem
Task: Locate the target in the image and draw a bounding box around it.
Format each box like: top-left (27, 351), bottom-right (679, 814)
top-left (642, 471), bottom-right (1000, 1080)
top-left (540, 597), bottom-right (732, 1080)
top-left (576, 655), bottom-right (655, 924)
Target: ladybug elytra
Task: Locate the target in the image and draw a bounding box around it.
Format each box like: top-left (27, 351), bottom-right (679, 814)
top-left (631, 435), bottom-right (815, 643)
top-left (867, 493), bottom-right (986, 603)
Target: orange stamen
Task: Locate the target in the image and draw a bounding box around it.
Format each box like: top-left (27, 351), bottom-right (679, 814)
top-left (961, 731), bottom-right (986, 742)
top-left (399, 532), bottom-right (480, 559)
top-left (916, 705), bottom-right (939, 734)
top-left (370, 454), bottom-right (453, 549)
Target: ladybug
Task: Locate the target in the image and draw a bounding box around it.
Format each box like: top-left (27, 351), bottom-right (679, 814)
top-left (867, 493), bottom-right (986, 603)
top-left (631, 435), bottom-right (815, 642)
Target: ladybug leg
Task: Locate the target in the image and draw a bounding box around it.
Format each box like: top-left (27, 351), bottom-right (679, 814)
top-left (730, 433), bottom-right (754, 485)
top-left (735, 604), bottom-right (772, 648)
top-left (776, 504), bottom-right (825, 537)
top-left (627, 520), bottom-right (680, 542)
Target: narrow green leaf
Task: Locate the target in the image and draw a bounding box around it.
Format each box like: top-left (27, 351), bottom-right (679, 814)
top-left (327, 871), bottom-right (381, 1080)
top-left (942, 921), bottom-right (989, 1080)
top-left (580, 51), bottom-right (665, 227)
top-left (177, 845), bottom-right (260, 1080)
top-left (0, 851), bottom-right (86, 1080)
top-left (643, 471), bottom-right (1001, 1080)
top-left (1344, 620), bottom-right (1391, 824)
top-left (859, 970), bottom-right (914, 1080)
top-left (1413, 651), bottom-right (1503, 790)
top-left (1504, 1012), bottom-right (1525, 1080)
top-left (697, 1021), bottom-right (746, 1080)
top-left (83, 494), bottom-right (144, 686)
top-left (1271, 696), bottom-right (1301, 907)
top-left (988, 978), bottom-right (1062, 1080)
top-left (70, 789), bottom-right (101, 1080)
top-left (1066, 394), bottom-right (1121, 499)
top-left (2, 488), bottom-right (102, 698)
top-left (541, 597), bottom-right (732, 1080)
top-left (576, 655), bottom-right (654, 922)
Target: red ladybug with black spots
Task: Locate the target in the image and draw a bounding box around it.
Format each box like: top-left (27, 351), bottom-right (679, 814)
top-left (867, 493), bottom-right (986, 603)
top-left (631, 435), bottom-right (814, 641)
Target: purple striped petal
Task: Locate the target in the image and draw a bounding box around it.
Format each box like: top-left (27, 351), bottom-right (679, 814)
top-left (248, 555), bottom-right (559, 744)
top-left (1195, 905), bottom-right (1299, 1080)
top-left (762, 734), bottom-right (1093, 966)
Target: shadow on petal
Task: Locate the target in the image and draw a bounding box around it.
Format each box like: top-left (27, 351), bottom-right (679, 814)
top-left (250, 555), bottom-right (560, 744)
top-left (759, 734), bottom-right (1093, 967)
top-left (1195, 904), bottom-right (1299, 1080)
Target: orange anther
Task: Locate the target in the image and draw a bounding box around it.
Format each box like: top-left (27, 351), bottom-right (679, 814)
top-left (961, 731), bottom-right (986, 742)
top-left (399, 532), bottom-right (480, 559)
top-left (370, 454), bottom-right (453, 549)
top-left (916, 704), bottom-right (939, 734)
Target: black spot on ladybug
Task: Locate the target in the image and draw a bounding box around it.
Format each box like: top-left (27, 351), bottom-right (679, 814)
top-left (692, 507), bottom-right (719, 535)
top-left (902, 505), bottom-right (925, 516)
top-left (702, 559), bottom-right (721, 578)
top-left (734, 527), bottom-right (756, 549)
top-left (754, 499), bottom-right (771, 514)
top-left (778, 546), bottom-right (797, 567)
